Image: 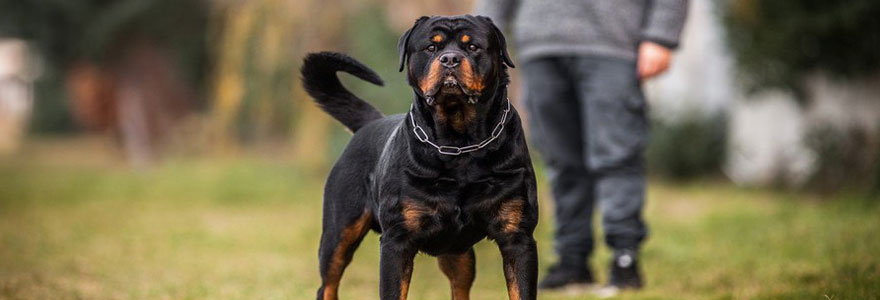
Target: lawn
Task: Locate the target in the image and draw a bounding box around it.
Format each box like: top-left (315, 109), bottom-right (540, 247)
top-left (0, 138), bottom-right (878, 299)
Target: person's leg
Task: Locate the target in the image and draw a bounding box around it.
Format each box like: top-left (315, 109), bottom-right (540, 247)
top-left (521, 57), bottom-right (596, 288)
top-left (571, 57), bottom-right (648, 288)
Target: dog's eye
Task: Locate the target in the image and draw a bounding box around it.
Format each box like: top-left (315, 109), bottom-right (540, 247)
top-left (468, 44), bottom-right (479, 52)
top-left (426, 45), bottom-right (437, 52)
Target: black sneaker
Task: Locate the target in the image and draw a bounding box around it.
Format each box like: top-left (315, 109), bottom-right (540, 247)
top-left (608, 249), bottom-right (643, 289)
top-left (538, 263), bottom-right (595, 290)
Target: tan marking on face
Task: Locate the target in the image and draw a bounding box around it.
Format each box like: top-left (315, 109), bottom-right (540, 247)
top-left (418, 60), bottom-right (443, 95)
top-left (438, 252), bottom-right (475, 300)
top-left (432, 34), bottom-right (444, 43)
top-left (401, 199), bottom-right (431, 231)
top-left (323, 210), bottom-right (372, 300)
top-left (459, 59), bottom-right (485, 93)
top-left (461, 34), bottom-right (470, 43)
top-left (499, 199), bottom-right (524, 233)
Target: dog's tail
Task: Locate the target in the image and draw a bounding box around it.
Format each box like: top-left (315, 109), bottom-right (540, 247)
top-left (301, 52), bottom-right (385, 133)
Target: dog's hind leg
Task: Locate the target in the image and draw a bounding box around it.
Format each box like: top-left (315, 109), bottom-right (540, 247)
top-left (316, 207), bottom-right (372, 300)
top-left (437, 248), bottom-right (476, 300)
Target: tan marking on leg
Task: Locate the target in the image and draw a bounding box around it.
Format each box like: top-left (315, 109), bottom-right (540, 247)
top-left (400, 259), bottom-right (414, 300)
top-left (432, 34), bottom-right (444, 43)
top-left (438, 252), bottom-right (475, 300)
top-left (323, 286), bottom-right (337, 300)
top-left (461, 34), bottom-right (470, 43)
top-left (419, 60), bottom-right (443, 95)
top-left (499, 199), bottom-right (524, 233)
top-left (504, 262), bottom-right (521, 300)
top-left (459, 59), bottom-right (484, 93)
top-left (322, 210), bottom-right (372, 300)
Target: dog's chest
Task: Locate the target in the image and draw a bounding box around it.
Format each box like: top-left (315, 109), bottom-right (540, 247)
top-left (406, 199), bottom-right (488, 255)
top-left (397, 179), bottom-right (511, 255)
top-left (381, 161), bottom-right (528, 254)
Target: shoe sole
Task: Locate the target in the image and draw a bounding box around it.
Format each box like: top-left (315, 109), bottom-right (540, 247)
top-left (564, 283), bottom-right (601, 296)
top-left (539, 282), bottom-right (600, 296)
top-left (592, 286), bottom-right (621, 299)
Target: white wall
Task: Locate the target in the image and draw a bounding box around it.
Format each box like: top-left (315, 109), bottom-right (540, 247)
top-left (0, 39), bottom-right (36, 154)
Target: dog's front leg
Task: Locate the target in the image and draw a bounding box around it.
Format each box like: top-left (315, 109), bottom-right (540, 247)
top-left (496, 234), bottom-right (538, 300)
top-left (379, 236), bottom-right (417, 300)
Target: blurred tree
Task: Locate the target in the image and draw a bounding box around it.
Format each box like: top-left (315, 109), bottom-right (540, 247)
top-left (0, 0), bottom-right (210, 167)
top-left (720, 0), bottom-right (880, 98)
top-left (209, 0), bottom-right (346, 168)
top-left (210, 0), bottom-right (298, 146)
top-left (0, 0), bottom-right (209, 88)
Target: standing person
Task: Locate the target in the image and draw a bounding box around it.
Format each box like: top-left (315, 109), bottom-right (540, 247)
top-left (475, 0), bottom-right (688, 292)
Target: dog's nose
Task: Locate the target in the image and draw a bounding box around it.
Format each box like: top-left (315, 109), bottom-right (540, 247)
top-left (439, 52), bottom-right (462, 68)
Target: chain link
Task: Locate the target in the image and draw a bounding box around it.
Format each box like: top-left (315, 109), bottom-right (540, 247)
top-left (409, 98), bottom-right (511, 156)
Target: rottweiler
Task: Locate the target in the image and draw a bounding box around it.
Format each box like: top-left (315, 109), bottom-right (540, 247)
top-left (301, 15), bottom-right (538, 300)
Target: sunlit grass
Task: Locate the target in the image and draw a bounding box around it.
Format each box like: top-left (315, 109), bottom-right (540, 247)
top-left (0, 139), bottom-right (878, 299)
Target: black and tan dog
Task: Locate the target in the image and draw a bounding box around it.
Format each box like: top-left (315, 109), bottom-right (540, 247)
top-left (301, 15), bottom-right (538, 300)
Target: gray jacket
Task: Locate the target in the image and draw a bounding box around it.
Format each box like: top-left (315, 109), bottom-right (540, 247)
top-left (475, 0), bottom-right (689, 62)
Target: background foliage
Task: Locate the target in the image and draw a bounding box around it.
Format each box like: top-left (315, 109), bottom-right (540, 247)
top-left (0, 0), bottom-right (210, 133)
top-left (720, 0), bottom-right (880, 96)
top-left (647, 114), bottom-right (727, 180)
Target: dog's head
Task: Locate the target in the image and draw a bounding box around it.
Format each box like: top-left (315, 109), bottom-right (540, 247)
top-left (398, 15), bottom-right (514, 105)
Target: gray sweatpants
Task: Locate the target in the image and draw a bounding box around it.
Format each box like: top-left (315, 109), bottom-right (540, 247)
top-left (522, 56), bottom-right (648, 266)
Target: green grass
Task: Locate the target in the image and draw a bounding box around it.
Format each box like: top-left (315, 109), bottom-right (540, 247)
top-left (0, 139), bottom-right (878, 299)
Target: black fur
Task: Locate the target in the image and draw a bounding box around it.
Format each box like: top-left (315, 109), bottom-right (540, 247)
top-left (302, 52), bottom-right (385, 132)
top-left (478, 16), bottom-right (515, 68)
top-left (303, 15), bottom-right (539, 300)
top-left (398, 16), bottom-right (430, 72)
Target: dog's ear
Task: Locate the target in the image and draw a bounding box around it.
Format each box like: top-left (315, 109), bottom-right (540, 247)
top-left (398, 16), bottom-right (430, 72)
top-left (478, 16), bottom-right (515, 68)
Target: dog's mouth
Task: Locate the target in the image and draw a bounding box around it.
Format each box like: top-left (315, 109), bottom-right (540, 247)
top-left (425, 73), bottom-right (479, 105)
top-left (440, 75), bottom-right (465, 95)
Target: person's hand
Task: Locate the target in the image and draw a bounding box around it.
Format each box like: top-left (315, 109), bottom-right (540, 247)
top-left (637, 41), bottom-right (672, 79)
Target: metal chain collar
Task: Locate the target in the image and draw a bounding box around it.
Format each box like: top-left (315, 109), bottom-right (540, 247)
top-left (409, 98), bottom-right (511, 156)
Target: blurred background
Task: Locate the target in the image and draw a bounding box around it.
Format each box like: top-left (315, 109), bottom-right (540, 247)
top-left (0, 0), bottom-right (878, 299)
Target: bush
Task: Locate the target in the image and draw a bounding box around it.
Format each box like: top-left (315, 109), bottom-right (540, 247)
top-left (804, 123), bottom-right (880, 193)
top-left (647, 113), bottom-right (727, 180)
